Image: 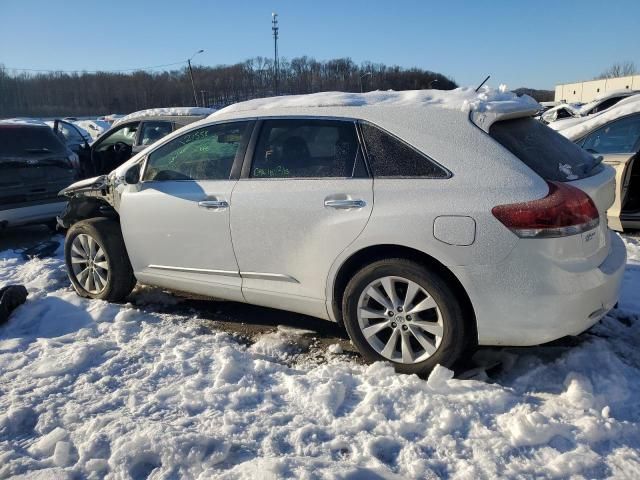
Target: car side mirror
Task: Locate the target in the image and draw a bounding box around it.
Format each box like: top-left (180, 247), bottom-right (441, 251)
top-left (124, 164), bottom-right (141, 184)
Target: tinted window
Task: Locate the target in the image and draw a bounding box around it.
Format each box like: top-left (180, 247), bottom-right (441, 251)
top-left (139, 121), bottom-right (173, 146)
top-left (143, 122), bottom-right (249, 181)
top-left (581, 114), bottom-right (640, 154)
top-left (489, 118), bottom-right (600, 181)
top-left (590, 97), bottom-right (624, 115)
top-left (360, 123), bottom-right (449, 178)
top-left (0, 126), bottom-right (67, 156)
top-left (251, 119), bottom-right (361, 178)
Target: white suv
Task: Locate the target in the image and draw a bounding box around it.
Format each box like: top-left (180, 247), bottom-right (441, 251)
top-left (60, 89), bottom-right (626, 375)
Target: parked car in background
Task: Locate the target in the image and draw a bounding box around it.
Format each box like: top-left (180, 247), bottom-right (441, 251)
top-left (548, 90), bottom-right (638, 131)
top-left (560, 94), bottom-right (640, 231)
top-left (98, 114), bottom-right (124, 125)
top-left (84, 107), bottom-right (215, 177)
top-left (58, 90), bottom-right (625, 375)
top-left (539, 103), bottom-right (581, 124)
top-left (0, 120), bottom-right (78, 229)
top-left (73, 119), bottom-right (111, 141)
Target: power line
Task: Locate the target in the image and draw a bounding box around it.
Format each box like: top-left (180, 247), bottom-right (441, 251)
top-left (1, 60), bottom-right (191, 74)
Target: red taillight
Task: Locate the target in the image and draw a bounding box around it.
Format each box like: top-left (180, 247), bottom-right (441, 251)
top-left (492, 181), bottom-right (600, 238)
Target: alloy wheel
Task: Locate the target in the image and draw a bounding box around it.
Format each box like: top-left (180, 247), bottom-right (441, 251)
top-left (70, 234), bottom-right (110, 294)
top-left (356, 275), bottom-right (443, 364)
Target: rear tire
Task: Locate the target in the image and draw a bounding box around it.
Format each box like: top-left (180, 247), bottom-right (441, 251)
top-left (342, 258), bottom-right (468, 376)
top-left (64, 218), bottom-right (136, 302)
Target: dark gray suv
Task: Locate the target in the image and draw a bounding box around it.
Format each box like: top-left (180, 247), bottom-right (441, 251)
top-left (0, 122), bottom-right (78, 229)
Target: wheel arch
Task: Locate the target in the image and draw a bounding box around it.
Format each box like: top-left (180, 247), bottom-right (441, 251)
top-left (330, 244), bottom-right (478, 344)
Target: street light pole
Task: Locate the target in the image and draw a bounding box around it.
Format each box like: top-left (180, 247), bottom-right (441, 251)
top-left (272, 13), bottom-right (279, 96)
top-left (187, 49), bottom-right (204, 107)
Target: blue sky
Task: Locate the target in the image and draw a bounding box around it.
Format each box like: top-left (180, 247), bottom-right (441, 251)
top-left (1, 0), bottom-right (638, 90)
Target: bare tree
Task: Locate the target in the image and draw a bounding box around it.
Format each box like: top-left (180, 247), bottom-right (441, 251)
top-left (596, 61), bottom-right (637, 79)
top-left (0, 58), bottom-right (458, 117)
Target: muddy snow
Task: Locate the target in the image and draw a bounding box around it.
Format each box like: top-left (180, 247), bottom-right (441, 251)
top-left (0, 235), bottom-right (639, 479)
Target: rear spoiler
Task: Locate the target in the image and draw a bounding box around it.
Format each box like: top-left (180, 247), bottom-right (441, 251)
top-left (470, 104), bottom-right (540, 133)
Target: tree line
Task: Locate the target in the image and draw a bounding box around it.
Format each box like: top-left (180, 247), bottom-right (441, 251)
top-left (0, 57), bottom-right (457, 117)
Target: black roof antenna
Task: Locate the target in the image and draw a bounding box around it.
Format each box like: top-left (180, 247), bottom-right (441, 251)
top-left (475, 75), bottom-right (490, 92)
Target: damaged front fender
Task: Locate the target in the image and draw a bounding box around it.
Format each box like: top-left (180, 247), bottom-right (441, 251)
top-left (57, 175), bottom-right (118, 228)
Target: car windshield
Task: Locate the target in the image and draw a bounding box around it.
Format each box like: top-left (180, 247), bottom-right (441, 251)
top-left (489, 118), bottom-right (600, 181)
top-left (0, 126), bottom-right (67, 157)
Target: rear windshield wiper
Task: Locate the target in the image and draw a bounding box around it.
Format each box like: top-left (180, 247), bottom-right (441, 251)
top-left (24, 147), bottom-right (53, 153)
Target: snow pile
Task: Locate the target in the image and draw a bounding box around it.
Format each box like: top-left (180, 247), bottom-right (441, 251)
top-left (560, 93), bottom-right (640, 140)
top-left (213, 87), bottom-right (540, 117)
top-left (0, 236), bottom-right (639, 478)
top-left (115, 107), bottom-right (216, 125)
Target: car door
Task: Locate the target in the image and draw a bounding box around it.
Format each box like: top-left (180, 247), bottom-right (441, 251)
top-left (118, 121), bottom-right (253, 301)
top-left (132, 120), bottom-right (174, 155)
top-left (90, 121), bottom-right (140, 176)
top-left (579, 113), bottom-right (640, 230)
top-left (230, 118), bottom-right (373, 319)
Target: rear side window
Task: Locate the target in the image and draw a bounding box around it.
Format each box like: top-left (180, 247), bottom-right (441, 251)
top-left (138, 121), bottom-right (173, 146)
top-left (360, 123), bottom-right (449, 178)
top-left (0, 126), bottom-right (67, 156)
top-left (489, 118), bottom-right (600, 181)
top-left (251, 119), bottom-right (363, 178)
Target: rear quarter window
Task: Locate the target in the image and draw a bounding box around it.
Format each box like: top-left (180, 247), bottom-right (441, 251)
top-left (489, 118), bottom-right (600, 181)
top-left (360, 122), bottom-right (449, 178)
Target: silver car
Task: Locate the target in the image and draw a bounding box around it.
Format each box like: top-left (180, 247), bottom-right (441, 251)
top-left (60, 92), bottom-right (626, 375)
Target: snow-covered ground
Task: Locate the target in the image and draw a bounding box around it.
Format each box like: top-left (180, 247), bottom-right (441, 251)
top-left (0, 235), bottom-right (639, 479)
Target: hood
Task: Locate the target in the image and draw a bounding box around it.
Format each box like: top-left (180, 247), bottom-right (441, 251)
top-left (59, 175), bottom-right (108, 197)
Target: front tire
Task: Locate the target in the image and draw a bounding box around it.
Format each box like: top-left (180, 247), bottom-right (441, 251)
top-left (342, 259), bottom-right (468, 376)
top-left (64, 218), bottom-right (136, 301)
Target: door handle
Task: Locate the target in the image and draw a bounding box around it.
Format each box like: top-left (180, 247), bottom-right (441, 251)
top-left (198, 200), bottom-right (229, 210)
top-left (324, 199), bottom-right (367, 209)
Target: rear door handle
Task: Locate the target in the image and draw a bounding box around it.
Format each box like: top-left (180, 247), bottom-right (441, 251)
top-left (198, 200), bottom-right (229, 210)
top-left (324, 199), bottom-right (367, 209)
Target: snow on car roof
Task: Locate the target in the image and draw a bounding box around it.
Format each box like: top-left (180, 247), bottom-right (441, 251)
top-left (114, 107), bottom-right (217, 125)
top-left (212, 87), bottom-right (540, 131)
top-left (0, 117), bottom-right (49, 127)
top-left (214, 86), bottom-right (539, 115)
top-left (560, 93), bottom-right (640, 141)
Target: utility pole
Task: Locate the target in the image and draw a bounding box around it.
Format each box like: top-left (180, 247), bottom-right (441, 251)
top-left (272, 12), bottom-right (279, 96)
top-left (360, 71), bottom-right (372, 93)
top-left (187, 49), bottom-right (204, 107)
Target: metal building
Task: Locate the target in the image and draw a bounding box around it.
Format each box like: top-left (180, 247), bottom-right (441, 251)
top-left (555, 75), bottom-right (640, 103)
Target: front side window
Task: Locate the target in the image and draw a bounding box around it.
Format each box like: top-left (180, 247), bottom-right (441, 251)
top-left (138, 121), bottom-right (174, 146)
top-left (143, 122), bottom-right (249, 181)
top-left (360, 122), bottom-right (449, 178)
top-left (251, 119), bottom-right (362, 178)
top-left (581, 114), bottom-right (640, 155)
top-left (94, 122), bottom-right (139, 152)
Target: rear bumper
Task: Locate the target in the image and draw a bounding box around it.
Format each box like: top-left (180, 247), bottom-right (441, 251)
top-left (453, 231), bottom-right (627, 346)
top-left (0, 201), bottom-right (66, 228)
